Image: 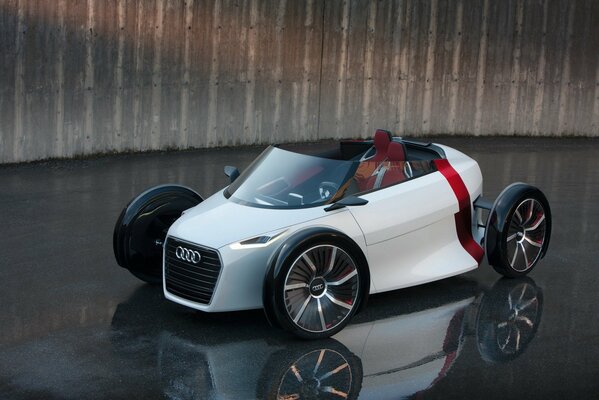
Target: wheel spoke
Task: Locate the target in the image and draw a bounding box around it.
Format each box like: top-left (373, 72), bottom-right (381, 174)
top-left (520, 242), bottom-right (529, 268)
top-left (317, 298), bottom-right (326, 331)
top-left (318, 362), bottom-right (349, 381)
top-left (507, 233), bottom-right (518, 242)
top-left (518, 297), bottom-right (537, 311)
top-left (321, 386), bottom-right (349, 398)
top-left (325, 293), bottom-right (352, 310)
top-left (524, 199), bottom-right (535, 225)
top-left (500, 328), bottom-right (511, 350)
top-left (524, 236), bottom-right (542, 248)
top-left (516, 316), bottom-right (534, 328)
top-left (323, 247), bottom-right (337, 278)
top-left (313, 350), bottom-right (325, 375)
top-left (328, 270), bottom-right (357, 286)
top-left (285, 283), bottom-right (309, 291)
top-left (517, 284), bottom-right (527, 302)
top-left (514, 209), bottom-right (523, 224)
top-left (514, 328), bottom-right (522, 351)
top-left (510, 243), bottom-right (520, 267)
top-left (524, 214), bottom-right (545, 231)
top-left (302, 254), bottom-right (317, 274)
top-left (293, 296), bottom-right (312, 324)
top-left (290, 365), bottom-right (304, 383)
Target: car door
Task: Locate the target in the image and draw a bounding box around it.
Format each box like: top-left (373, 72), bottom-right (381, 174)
top-left (348, 168), bottom-right (477, 293)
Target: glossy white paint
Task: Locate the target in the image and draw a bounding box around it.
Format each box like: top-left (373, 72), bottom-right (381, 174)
top-left (164, 142), bottom-right (484, 312)
top-left (166, 200), bottom-right (367, 312)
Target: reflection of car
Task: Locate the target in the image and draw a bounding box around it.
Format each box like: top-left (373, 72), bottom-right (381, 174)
top-left (113, 129), bottom-right (552, 338)
top-left (110, 277), bottom-right (543, 399)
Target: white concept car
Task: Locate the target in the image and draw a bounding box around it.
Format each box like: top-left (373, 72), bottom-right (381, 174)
top-left (113, 130), bottom-right (551, 339)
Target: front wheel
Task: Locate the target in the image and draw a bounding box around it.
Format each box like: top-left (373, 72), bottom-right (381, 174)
top-left (265, 234), bottom-right (369, 340)
top-left (485, 183), bottom-right (551, 277)
top-left (113, 184), bottom-right (202, 284)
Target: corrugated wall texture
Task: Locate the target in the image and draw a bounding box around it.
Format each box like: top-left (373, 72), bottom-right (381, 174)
top-left (1, 0), bottom-right (598, 163)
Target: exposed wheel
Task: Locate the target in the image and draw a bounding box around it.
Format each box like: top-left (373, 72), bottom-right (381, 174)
top-left (113, 184), bottom-right (202, 284)
top-left (476, 278), bottom-right (543, 363)
top-left (485, 183), bottom-right (551, 277)
top-left (264, 232), bottom-right (368, 340)
top-left (258, 340), bottom-right (363, 400)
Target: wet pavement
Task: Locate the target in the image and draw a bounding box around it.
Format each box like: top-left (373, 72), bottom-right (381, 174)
top-left (1, 137), bottom-right (598, 399)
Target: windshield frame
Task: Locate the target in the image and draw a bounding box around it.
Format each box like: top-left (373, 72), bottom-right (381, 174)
top-left (224, 146), bottom-right (359, 209)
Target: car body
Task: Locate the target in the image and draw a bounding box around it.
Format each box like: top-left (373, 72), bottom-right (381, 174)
top-left (114, 129), bottom-right (551, 338)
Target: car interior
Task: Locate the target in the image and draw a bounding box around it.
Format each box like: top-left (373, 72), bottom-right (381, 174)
top-left (247, 130), bottom-right (441, 207)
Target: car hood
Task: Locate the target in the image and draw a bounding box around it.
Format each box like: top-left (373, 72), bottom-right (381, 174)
top-left (167, 189), bottom-right (326, 249)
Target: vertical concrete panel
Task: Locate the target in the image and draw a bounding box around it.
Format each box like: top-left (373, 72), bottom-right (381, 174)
top-left (421, 0), bottom-right (437, 134)
top-left (12, 0), bottom-right (25, 162)
top-left (557, 0), bottom-right (575, 135)
top-left (532, 0), bottom-right (549, 136)
top-left (179, 0), bottom-right (193, 148)
top-left (149, 0), bottom-right (163, 150)
top-left (473, 0), bottom-right (489, 135)
top-left (83, 0), bottom-right (95, 153)
top-left (448, 0), bottom-right (463, 134)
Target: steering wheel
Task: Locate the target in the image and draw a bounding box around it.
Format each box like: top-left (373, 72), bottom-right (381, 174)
top-left (318, 181), bottom-right (340, 200)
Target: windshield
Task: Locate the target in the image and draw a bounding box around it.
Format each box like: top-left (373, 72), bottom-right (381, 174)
top-left (225, 146), bottom-right (358, 209)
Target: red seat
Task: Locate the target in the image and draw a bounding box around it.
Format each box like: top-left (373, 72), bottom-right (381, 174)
top-left (354, 130), bottom-right (392, 191)
top-left (364, 141), bottom-right (408, 190)
top-left (387, 141), bottom-right (407, 162)
top-left (372, 129), bottom-right (392, 162)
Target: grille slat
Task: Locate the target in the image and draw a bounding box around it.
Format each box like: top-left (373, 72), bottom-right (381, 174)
top-left (167, 267), bottom-right (217, 287)
top-left (164, 237), bottom-right (221, 305)
top-left (167, 258), bottom-right (221, 276)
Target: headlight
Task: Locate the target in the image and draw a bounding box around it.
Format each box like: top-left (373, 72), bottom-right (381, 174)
top-left (229, 230), bottom-right (287, 250)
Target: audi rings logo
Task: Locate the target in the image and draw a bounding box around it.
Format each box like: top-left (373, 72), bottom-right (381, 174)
top-left (175, 246), bottom-right (202, 264)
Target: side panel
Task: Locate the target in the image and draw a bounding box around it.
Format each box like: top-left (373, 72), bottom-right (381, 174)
top-left (365, 216), bottom-right (478, 293)
top-left (350, 147), bottom-right (483, 294)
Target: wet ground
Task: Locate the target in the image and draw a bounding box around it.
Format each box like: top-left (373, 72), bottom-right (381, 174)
top-left (1, 137), bottom-right (598, 399)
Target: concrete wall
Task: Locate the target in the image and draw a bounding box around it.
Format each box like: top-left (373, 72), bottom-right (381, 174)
top-left (1, 0), bottom-right (598, 163)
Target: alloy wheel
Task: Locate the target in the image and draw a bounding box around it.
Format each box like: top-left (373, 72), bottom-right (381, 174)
top-left (506, 198), bottom-right (547, 272)
top-left (283, 245), bottom-right (359, 333)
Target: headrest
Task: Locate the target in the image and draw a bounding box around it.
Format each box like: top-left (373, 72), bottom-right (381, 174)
top-left (387, 141), bottom-right (406, 161)
top-left (374, 129), bottom-right (392, 151)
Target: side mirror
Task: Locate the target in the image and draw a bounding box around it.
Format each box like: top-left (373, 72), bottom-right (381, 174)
top-left (324, 196), bottom-right (368, 212)
top-left (224, 166), bottom-right (240, 183)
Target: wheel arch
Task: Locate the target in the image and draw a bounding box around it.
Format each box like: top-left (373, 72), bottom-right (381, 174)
top-left (113, 184), bottom-right (203, 281)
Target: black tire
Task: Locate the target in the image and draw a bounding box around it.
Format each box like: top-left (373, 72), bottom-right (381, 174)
top-left (476, 277), bottom-right (543, 363)
top-left (113, 184), bottom-right (202, 284)
top-left (257, 339), bottom-right (363, 400)
top-left (485, 183), bottom-right (551, 277)
top-left (264, 230), bottom-right (369, 340)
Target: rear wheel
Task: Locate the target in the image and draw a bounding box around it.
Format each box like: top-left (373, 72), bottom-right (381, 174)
top-left (113, 185), bottom-right (202, 284)
top-left (485, 184), bottom-right (551, 277)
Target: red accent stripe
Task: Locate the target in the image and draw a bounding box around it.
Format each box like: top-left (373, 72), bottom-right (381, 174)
top-left (434, 159), bottom-right (484, 264)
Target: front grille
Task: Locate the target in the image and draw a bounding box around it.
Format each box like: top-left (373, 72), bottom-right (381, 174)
top-left (164, 237), bottom-right (222, 305)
